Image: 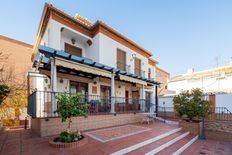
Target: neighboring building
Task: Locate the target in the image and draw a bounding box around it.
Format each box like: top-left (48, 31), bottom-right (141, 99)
top-left (28, 3), bottom-right (164, 118)
top-left (168, 60), bottom-right (232, 95)
top-left (155, 67), bottom-right (170, 96)
top-left (0, 35), bottom-right (33, 85)
top-left (0, 35), bottom-right (33, 124)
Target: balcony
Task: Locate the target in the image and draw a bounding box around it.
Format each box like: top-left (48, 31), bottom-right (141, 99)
top-left (27, 91), bottom-right (152, 118)
top-left (117, 61), bottom-right (131, 73)
top-left (134, 68), bottom-right (146, 78)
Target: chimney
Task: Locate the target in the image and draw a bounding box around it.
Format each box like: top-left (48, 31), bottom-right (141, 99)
top-left (187, 68), bottom-right (194, 74)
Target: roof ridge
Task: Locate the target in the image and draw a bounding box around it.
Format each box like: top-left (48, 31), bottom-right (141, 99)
top-left (0, 35), bottom-right (33, 48)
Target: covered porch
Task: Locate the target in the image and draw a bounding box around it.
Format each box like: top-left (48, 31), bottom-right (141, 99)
top-left (27, 46), bottom-right (159, 118)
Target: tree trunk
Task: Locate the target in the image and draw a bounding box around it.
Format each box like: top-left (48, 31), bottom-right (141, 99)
top-left (68, 117), bottom-right (72, 130)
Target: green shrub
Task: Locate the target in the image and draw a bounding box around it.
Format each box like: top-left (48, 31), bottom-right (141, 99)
top-left (174, 88), bottom-right (210, 120)
top-left (0, 84), bottom-right (10, 105)
top-left (59, 129), bottom-right (71, 143)
top-left (59, 129), bottom-right (82, 143)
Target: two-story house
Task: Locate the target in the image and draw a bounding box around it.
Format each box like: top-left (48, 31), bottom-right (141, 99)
top-left (28, 3), bottom-right (160, 118)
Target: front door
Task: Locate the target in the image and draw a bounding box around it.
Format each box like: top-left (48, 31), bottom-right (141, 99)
top-left (100, 85), bottom-right (111, 112)
top-left (145, 92), bottom-right (152, 112)
top-left (132, 91), bottom-right (140, 111)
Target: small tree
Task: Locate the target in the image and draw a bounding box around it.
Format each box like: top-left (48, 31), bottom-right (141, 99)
top-left (0, 84), bottom-right (10, 105)
top-left (174, 88), bottom-right (210, 120)
top-left (55, 93), bottom-right (89, 130)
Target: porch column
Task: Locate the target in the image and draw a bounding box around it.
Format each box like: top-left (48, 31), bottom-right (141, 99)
top-left (151, 87), bottom-right (155, 113)
top-left (51, 58), bottom-right (57, 116)
top-left (155, 85), bottom-right (158, 116)
top-left (111, 72), bottom-right (115, 113)
top-left (141, 85), bottom-right (145, 111)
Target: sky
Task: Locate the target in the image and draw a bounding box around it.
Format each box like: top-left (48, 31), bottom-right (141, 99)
top-left (0, 0), bottom-right (232, 76)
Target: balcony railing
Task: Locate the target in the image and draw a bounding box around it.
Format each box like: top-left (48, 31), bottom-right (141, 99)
top-left (28, 91), bottom-right (153, 118)
top-left (116, 61), bottom-right (131, 73)
top-left (134, 68), bottom-right (145, 77)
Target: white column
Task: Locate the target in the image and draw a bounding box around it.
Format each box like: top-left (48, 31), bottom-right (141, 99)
top-left (111, 72), bottom-right (115, 113)
top-left (51, 58), bottom-right (57, 116)
top-left (151, 87), bottom-right (155, 113)
top-left (140, 85), bottom-right (146, 111)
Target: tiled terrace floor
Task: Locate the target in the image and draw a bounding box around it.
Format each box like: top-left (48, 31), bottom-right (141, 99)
top-left (0, 122), bottom-right (231, 155)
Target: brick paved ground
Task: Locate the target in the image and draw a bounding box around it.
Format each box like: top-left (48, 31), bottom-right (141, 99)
top-left (181, 139), bottom-right (232, 155)
top-left (84, 124), bottom-right (151, 142)
top-left (0, 122), bottom-right (231, 155)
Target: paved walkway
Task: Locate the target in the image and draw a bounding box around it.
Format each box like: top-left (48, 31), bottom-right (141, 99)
top-left (0, 122), bottom-right (231, 155)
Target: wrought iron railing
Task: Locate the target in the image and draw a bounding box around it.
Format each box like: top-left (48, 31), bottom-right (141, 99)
top-left (156, 106), bottom-right (232, 121)
top-left (134, 68), bottom-right (145, 77)
top-left (116, 61), bottom-right (131, 73)
top-left (214, 107), bottom-right (232, 121)
top-left (157, 106), bottom-right (175, 120)
top-left (27, 91), bottom-right (152, 118)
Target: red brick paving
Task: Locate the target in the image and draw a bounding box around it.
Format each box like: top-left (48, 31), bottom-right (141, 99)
top-left (84, 124), bottom-right (151, 142)
top-left (0, 122), bottom-right (232, 155)
top-left (181, 139), bottom-right (232, 155)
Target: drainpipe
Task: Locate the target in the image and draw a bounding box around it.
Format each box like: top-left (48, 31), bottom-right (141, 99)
top-left (51, 57), bottom-right (57, 116)
top-left (155, 85), bottom-right (158, 116)
top-left (111, 71), bottom-right (115, 114)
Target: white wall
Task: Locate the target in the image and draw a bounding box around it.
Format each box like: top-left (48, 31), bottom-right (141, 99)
top-left (158, 96), bottom-right (174, 112)
top-left (41, 19), bottom-right (151, 79)
top-left (216, 94), bottom-right (232, 112)
top-left (168, 80), bottom-right (188, 94)
top-left (148, 64), bottom-right (155, 79)
top-left (168, 74), bottom-right (232, 94)
top-left (98, 33), bottom-right (149, 77)
top-left (57, 78), bottom-right (69, 92)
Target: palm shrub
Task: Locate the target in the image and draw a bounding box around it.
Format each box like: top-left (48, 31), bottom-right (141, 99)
top-left (55, 93), bottom-right (89, 142)
top-left (173, 88), bottom-right (210, 121)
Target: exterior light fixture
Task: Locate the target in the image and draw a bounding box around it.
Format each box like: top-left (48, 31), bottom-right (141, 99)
top-left (87, 39), bottom-right (92, 46)
top-left (131, 54), bottom-right (136, 61)
top-left (71, 38), bottom-right (76, 45)
top-left (132, 54), bottom-right (136, 59)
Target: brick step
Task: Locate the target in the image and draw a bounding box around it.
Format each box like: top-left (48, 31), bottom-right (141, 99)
top-left (110, 128), bottom-right (182, 155)
top-left (156, 134), bottom-right (196, 155)
top-left (144, 132), bottom-right (190, 155)
top-left (127, 131), bottom-right (187, 155)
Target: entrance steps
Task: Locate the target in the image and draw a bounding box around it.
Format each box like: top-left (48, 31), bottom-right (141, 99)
top-left (110, 128), bottom-right (198, 155)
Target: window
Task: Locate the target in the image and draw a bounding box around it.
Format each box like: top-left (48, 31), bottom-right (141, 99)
top-left (134, 57), bottom-right (141, 76)
top-left (70, 81), bottom-right (88, 95)
top-left (117, 49), bottom-right (126, 71)
top-left (65, 43), bottom-right (82, 57)
top-left (148, 68), bottom-right (151, 79)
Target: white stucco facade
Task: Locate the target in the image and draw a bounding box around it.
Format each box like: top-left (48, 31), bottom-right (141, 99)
top-left (36, 18), bottom-right (157, 97)
top-left (168, 65), bottom-right (232, 95)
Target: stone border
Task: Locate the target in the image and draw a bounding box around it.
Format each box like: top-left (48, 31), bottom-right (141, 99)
top-left (84, 125), bottom-right (151, 143)
top-left (48, 136), bottom-right (87, 148)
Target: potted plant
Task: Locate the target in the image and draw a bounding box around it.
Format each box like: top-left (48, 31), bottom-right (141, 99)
top-left (49, 93), bottom-right (89, 148)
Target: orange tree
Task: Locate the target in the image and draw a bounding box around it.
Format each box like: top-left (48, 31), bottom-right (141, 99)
top-left (55, 93), bottom-right (89, 142)
top-left (55, 93), bottom-right (89, 130)
top-left (174, 88), bottom-right (210, 120)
